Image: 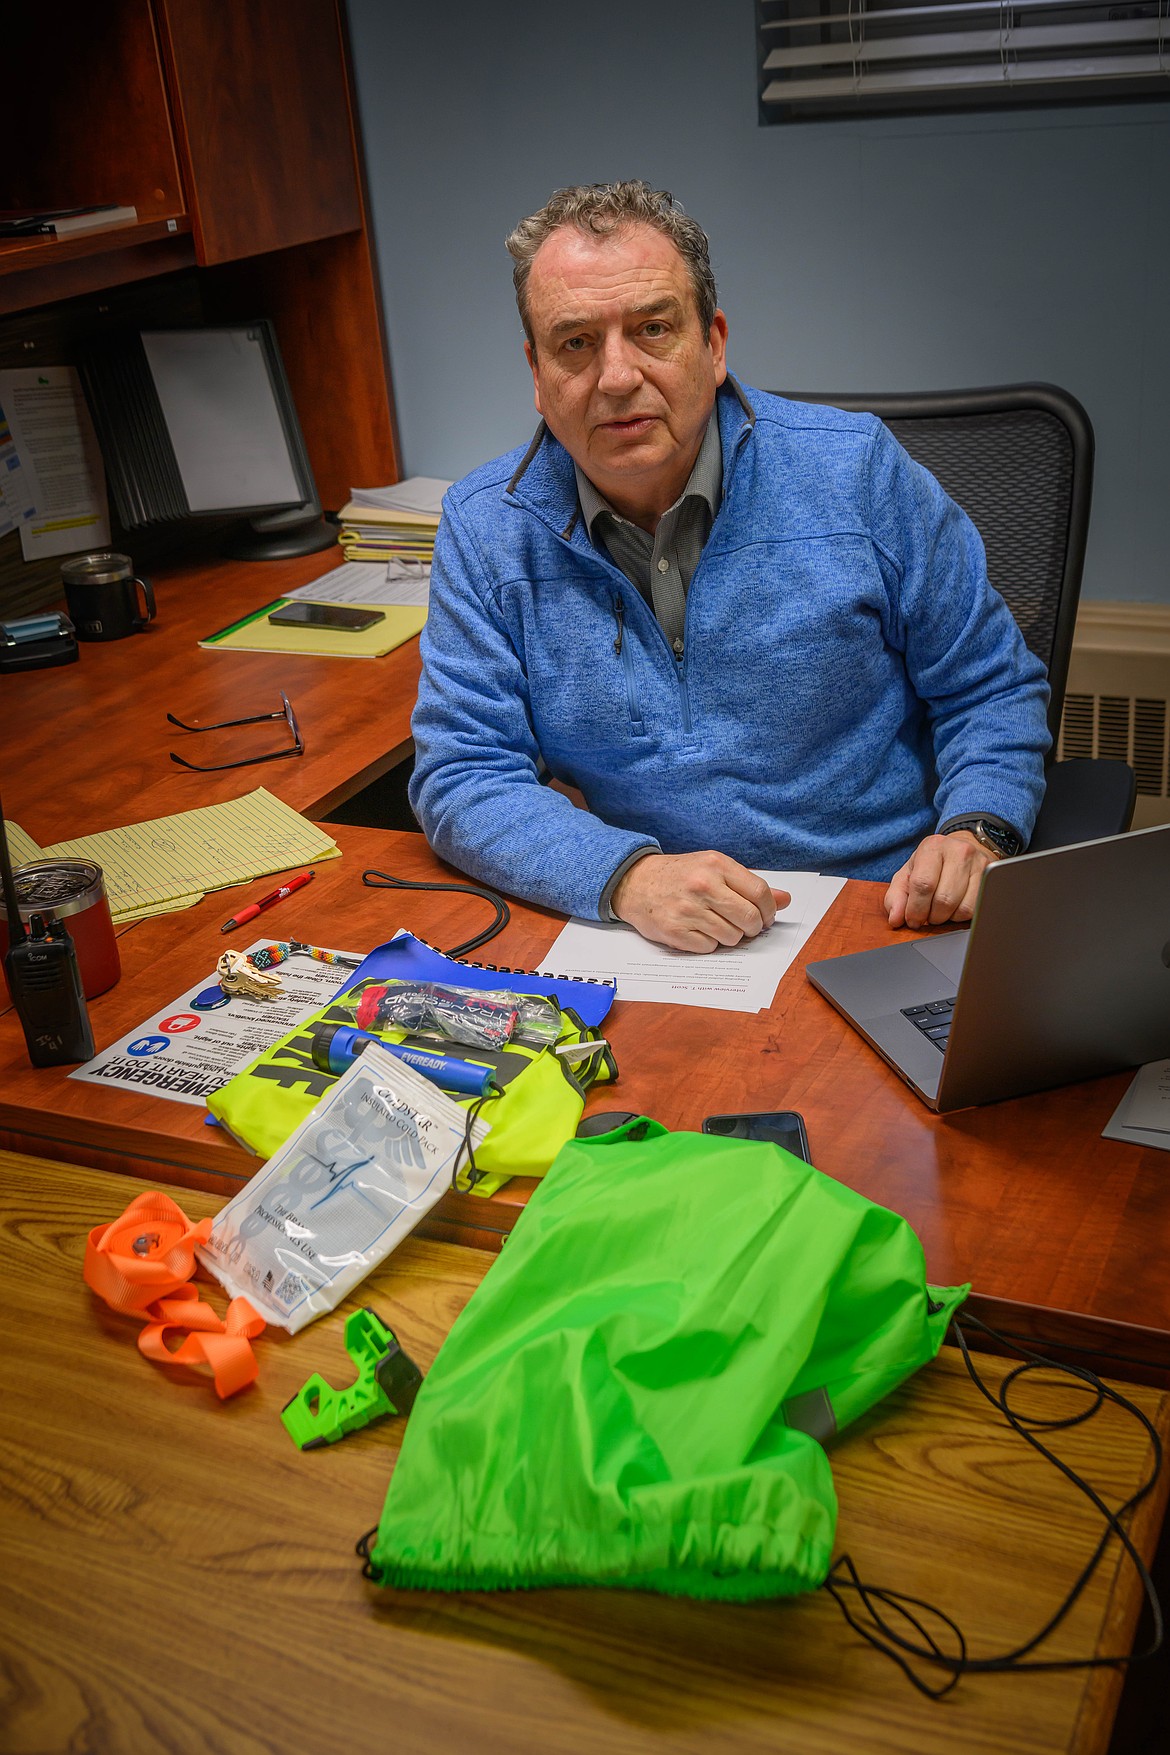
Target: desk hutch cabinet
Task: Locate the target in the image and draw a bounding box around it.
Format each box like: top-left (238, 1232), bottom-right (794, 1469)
top-left (3, 0), bottom-right (398, 535)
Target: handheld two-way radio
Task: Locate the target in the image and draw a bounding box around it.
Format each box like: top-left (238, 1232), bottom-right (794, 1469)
top-left (0, 790), bottom-right (94, 1066)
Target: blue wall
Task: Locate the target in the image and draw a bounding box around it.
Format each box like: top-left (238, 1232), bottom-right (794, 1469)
top-left (346, 1), bottom-right (1169, 605)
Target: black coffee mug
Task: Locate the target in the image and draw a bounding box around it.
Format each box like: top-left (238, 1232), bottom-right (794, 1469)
top-left (60, 552), bottom-right (156, 642)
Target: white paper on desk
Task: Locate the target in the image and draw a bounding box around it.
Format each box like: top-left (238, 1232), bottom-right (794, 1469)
top-left (69, 943), bottom-right (361, 1108)
top-left (540, 871), bottom-right (846, 1012)
top-left (286, 559), bottom-right (430, 608)
top-left (1102, 1059), bottom-right (1170, 1151)
top-left (349, 475), bottom-right (451, 515)
top-left (0, 366), bottom-right (110, 558)
top-left (1120, 1058), bottom-right (1170, 1132)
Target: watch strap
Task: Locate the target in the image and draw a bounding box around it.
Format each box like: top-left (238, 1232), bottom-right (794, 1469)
top-left (939, 817), bottom-right (1023, 858)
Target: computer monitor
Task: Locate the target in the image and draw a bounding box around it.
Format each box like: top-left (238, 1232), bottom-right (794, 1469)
top-left (79, 320), bottom-right (334, 560)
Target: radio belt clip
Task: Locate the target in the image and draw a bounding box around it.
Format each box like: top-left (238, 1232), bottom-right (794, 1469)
top-left (281, 1307), bottom-right (423, 1451)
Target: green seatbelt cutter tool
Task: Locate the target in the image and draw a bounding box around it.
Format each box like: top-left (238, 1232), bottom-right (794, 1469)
top-left (281, 1308), bottom-right (423, 1450)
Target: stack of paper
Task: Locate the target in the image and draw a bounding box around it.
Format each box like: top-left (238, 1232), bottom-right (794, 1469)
top-left (1103, 1059), bottom-right (1170, 1152)
top-left (285, 561), bottom-right (429, 611)
top-left (336, 474), bottom-right (451, 573)
top-left (8, 788), bottom-right (340, 924)
top-left (349, 478), bottom-right (451, 515)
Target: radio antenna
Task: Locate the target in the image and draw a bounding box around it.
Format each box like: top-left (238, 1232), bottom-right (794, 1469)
top-left (0, 789), bottom-right (29, 947)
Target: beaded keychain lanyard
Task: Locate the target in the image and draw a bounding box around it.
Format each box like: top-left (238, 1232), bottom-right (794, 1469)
top-left (247, 940), bottom-right (361, 972)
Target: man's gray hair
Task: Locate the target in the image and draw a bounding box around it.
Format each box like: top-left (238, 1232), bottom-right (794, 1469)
top-left (506, 180), bottom-right (718, 347)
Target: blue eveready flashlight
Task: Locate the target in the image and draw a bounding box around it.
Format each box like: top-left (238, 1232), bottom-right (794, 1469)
top-left (309, 1021), bottom-right (494, 1098)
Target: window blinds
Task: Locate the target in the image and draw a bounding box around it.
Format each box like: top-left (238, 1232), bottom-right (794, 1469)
top-left (758, 0), bottom-right (1170, 122)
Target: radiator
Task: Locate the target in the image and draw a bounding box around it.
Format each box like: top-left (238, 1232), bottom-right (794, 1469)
top-left (1057, 604), bottom-right (1170, 830)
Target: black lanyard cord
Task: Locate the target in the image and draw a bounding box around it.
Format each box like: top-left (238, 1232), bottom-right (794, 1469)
top-left (362, 869), bottom-right (511, 959)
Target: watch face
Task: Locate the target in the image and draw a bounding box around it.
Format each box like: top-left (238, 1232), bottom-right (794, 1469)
top-left (946, 820), bottom-right (1020, 856)
top-left (978, 821), bottom-right (1020, 857)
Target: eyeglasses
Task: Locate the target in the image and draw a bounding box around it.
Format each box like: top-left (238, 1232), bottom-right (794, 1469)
top-left (167, 691), bottom-right (304, 773)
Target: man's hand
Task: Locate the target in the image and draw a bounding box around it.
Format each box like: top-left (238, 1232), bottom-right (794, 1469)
top-left (612, 851), bottom-right (791, 952)
top-left (884, 831), bottom-right (998, 929)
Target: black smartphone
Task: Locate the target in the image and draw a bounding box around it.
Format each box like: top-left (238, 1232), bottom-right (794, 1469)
top-left (268, 601), bottom-right (386, 631)
top-left (702, 1111), bottom-right (812, 1163)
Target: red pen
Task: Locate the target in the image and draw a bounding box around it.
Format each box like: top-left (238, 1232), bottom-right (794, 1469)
top-left (220, 870), bottom-right (314, 933)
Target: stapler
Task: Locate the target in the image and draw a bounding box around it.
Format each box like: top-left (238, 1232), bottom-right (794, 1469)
top-left (0, 611), bottom-right (79, 673)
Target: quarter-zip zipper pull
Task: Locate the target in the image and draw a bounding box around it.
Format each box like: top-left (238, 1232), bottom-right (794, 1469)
top-left (672, 636), bottom-right (684, 661)
top-left (612, 592), bottom-right (625, 656)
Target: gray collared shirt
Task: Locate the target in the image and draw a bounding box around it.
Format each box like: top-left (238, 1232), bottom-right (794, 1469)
top-left (574, 410), bottom-right (723, 659)
top-left (574, 412), bottom-right (722, 917)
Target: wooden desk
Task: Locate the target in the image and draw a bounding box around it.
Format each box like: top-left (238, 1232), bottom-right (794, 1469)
top-left (2, 1153), bottom-right (1165, 1755)
top-left (1, 826), bottom-right (1168, 1380)
top-left (0, 550), bottom-right (420, 847)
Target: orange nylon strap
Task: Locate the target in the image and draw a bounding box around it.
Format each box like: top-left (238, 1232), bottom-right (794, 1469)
top-left (83, 1189), bottom-right (212, 1310)
top-left (138, 1293), bottom-right (266, 1399)
top-left (84, 1190), bottom-right (265, 1399)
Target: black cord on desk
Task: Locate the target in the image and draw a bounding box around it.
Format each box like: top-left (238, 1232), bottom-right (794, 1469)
top-left (362, 869), bottom-right (510, 959)
top-left (822, 1309), bottom-right (1164, 1698)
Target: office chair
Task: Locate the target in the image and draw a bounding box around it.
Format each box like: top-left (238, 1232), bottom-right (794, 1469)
top-left (779, 383), bottom-right (1135, 850)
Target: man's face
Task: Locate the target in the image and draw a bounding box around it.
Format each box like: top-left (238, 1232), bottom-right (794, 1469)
top-left (523, 222), bottom-right (728, 529)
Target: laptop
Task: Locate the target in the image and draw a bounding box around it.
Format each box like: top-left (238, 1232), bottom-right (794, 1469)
top-left (806, 823), bottom-right (1170, 1112)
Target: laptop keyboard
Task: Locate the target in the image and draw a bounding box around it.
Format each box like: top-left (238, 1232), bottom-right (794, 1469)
top-left (901, 996), bottom-right (957, 1052)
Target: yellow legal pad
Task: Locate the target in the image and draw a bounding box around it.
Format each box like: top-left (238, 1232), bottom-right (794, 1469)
top-left (8, 788), bottom-right (340, 924)
top-left (199, 598), bottom-right (426, 658)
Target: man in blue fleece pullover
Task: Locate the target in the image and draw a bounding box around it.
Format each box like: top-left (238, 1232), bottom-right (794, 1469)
top-left (409, 182), bottom-right (1051, 953)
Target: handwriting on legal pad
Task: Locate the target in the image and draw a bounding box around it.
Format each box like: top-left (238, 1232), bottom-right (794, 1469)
top-left (9, 789), bottom-right (339, 924)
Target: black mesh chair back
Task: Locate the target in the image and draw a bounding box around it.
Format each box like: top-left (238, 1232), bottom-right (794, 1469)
top-left (780, 385), bottom-right (1094, 746)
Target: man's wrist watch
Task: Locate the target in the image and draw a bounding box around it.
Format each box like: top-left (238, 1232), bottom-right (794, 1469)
top-left (941, 818), bottom-right (1023, 859)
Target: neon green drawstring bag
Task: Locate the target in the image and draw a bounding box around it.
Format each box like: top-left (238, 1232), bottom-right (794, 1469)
top-left (364, 1117), bottom-right (968, 1600)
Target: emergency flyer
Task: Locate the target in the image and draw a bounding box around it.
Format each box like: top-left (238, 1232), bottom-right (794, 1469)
top-left (69, 942), bottom-right (359, 1107)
